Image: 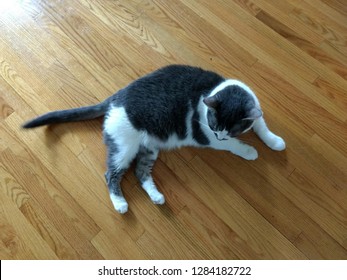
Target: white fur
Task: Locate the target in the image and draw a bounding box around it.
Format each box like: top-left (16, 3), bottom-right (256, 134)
top-left (215, 129), bottom-right (229, 140)
top-left (209, 79), bottom-right (239, 97)
top-left (104, 106), bottom-right (141, 170)
top-left (142, 178), bottom-right (165, 204)
top-left (110, 193), bottom-right (128, 214)
top-left (253, 117), bottom-right (286, 151)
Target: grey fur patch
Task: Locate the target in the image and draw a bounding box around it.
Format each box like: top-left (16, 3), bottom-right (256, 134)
top-left (135, 146), bottom-right (158, 183)
top-left (105, 169), bottom-right (126, 197)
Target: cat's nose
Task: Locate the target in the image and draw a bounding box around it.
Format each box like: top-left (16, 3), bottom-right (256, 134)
top-left (214, 132), bottom-right (227, 141)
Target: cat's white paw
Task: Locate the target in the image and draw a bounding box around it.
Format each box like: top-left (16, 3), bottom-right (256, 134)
top-left (150, 192), bottom-right (165, 205)
top-left (242, 146), bottom-right (258, 160)
top-left (115, 203), bottom-right (128, 214)
top-left (267, 136), bottom-right (286, 151)
top-left (110, 194), bottom-right (129, 214)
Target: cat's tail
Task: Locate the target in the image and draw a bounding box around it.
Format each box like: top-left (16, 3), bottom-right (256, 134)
top-left (22, 98), bottom-right (110, 129)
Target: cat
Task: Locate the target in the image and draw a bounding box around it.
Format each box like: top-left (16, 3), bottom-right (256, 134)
top-left (23, 65), bottom-right (285, 214)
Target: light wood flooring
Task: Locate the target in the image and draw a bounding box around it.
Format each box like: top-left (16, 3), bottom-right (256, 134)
top-left (0, 0), bottom-right (346, 259)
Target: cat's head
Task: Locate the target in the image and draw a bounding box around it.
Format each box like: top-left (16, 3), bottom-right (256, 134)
top-left (203, 84), bottom-right (262, 140)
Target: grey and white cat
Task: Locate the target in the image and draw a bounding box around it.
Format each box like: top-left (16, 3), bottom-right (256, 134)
top-left (23, 65), bottom-right (285, 214)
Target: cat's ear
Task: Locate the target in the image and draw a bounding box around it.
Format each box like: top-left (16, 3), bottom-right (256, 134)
top-left (203, 96), bottom-right (219, 109)
top-left (244, 107), bottom-right (263, 120)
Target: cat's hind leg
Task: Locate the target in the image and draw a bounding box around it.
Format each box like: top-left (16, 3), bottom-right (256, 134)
top-left (135, 146), bottom-right (165, 205)
top-left (105, 168), bottom-right (128, 214)
top-left (104, 134), bottom-right (140, 214)
top-left (103, 106), bottom-right (143, 214)
top-left (253, 117), bottom-right (286, 151)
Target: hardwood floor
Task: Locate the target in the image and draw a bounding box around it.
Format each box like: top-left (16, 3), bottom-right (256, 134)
top-left (0, 0), bottom-right (346, 260)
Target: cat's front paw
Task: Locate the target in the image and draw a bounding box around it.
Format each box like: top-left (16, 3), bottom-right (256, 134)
top-left (242, 146), bottom-right (258, 160)
top-left (267, 135), bottom-right (286, 151)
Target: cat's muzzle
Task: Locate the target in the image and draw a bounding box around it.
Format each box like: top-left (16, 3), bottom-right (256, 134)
top-left (214, 132), bottom-right (228, 141)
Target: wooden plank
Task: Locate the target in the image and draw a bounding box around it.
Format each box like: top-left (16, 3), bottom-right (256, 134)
top-left (160, 152), bottom-right (306, 259)
top-left (1, 148), bottom-right (103, 259)
top-left (181, 0), bottom-right (320, 83)
top-left (248, 0), bottom-right (325, 44)
top-left (0, 189), bottom-right (58, 259)
top-left (256, 11), bottom-right (347, 80)
top-left (289, 2), bottom-right (347, 54)
top-left (92, 230), bottom-right (146, 260)
top-left (20, 201), bottom-right (80, 259)
top-left (196, 150), bottom-right (347, 259)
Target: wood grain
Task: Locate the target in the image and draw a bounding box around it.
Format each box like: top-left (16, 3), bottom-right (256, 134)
top-left (0, 0), bottom-right (346, 259)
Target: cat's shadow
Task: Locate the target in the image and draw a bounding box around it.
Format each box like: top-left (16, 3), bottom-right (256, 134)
top-left (238, 131), bottom-right (289, 202)
top-left (194, 131), bottom-right (289, 207)
top-left (43, 118), bottom-right (104, 147)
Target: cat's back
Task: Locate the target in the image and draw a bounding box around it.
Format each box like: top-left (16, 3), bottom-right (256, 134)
top-left (117, 65), bottom-right (224, 103)
top-left (109, 65), bottom-right (224, 140)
